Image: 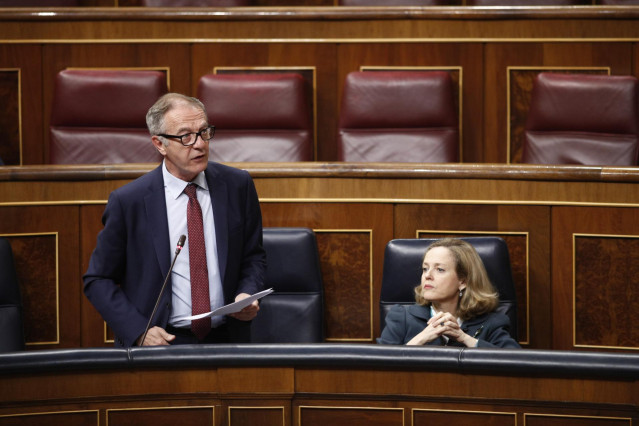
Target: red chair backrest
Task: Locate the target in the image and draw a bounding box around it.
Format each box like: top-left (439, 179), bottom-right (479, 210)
top-left (523, 72), bottom-right (639, 165)
top-left (197, 73), bottom-right (313, 162)
top-left (338, 71), bottom-right (459, 163)
top-left (50, 69), bottom-right (167, 164)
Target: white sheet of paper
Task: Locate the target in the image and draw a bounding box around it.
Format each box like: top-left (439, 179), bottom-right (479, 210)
top-left (177, 288), bottom-right (274, 321)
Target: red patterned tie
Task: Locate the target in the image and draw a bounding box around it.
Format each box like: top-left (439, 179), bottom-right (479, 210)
top-left (184, 183), bottom-right (210, 340)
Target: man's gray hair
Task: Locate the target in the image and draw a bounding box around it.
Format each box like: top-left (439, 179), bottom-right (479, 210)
top-left (146, 93), bottom-right (207, 143)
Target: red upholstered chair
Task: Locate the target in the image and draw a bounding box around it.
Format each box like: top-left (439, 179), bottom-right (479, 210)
top-left (522, 72), bottom-right (639, 166)
top-left (338, 71), bottom-right (459, 163)
top-left (141, 0), bottom-right (250, 5)
top-left (197, 73), bottom-right (313, 162)
top-left (49, 69), bottom-right (166, 164)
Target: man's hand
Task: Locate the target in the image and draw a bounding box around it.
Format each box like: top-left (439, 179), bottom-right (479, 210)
top-left (229, 292), bottom-right (259, 321)
top-left (136, 326), bottom-right (175, 346)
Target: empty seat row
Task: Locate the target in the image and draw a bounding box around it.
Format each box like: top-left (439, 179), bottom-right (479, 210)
top-left (50, 70), bottom-right (312, 164)
top-left (49, 69), bottom-right (639, 166)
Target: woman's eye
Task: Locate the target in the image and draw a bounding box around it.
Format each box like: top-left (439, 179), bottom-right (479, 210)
top-left (437, 268), bottom-right (445, 273)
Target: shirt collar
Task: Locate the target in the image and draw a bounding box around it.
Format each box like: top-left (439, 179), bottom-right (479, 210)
top-left (162, 160), bottom-right (208, 200)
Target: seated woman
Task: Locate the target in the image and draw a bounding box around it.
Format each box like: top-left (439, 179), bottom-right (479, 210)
top-left (378, 238), bottom-right (520, 348)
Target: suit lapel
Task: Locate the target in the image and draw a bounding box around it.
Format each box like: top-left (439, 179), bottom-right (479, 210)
top-left (206, 164), bottom-right (228, 283)
top-left (407, 304), bottom-right (431, 321)
top-left (145, 166), bottom-right (171, 278)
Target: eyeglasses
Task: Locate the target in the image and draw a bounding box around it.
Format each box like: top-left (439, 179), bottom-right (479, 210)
top-left (157, 125), bottom-right (216, 147)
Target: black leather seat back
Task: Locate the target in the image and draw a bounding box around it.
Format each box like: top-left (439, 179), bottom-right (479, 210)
top-left (251, 228), bottom-right (324, 343)
top-left (0, 237), bottom-right (25, 352)
top-left (381, 237), bottom-right (517, 340)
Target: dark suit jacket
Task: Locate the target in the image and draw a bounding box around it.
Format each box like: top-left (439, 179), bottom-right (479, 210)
top-left (378, 304), bottom-right (520, 348)
top-left (83, 162), bottom-right (266, 347)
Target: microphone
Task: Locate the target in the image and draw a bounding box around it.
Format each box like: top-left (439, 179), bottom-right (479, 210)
top-left (140, 234), bottom-right (186, 346)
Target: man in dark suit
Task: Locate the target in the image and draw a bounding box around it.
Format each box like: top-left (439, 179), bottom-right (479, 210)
top-left (83, 93), bottom-right (266, 347)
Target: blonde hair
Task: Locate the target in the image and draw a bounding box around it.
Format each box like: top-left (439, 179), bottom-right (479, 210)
top-left (414, 238), bottom-right (499, 321)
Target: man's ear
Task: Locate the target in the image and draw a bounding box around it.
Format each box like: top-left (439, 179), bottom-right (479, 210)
top-left (151, 136), bottom-right (167, 156)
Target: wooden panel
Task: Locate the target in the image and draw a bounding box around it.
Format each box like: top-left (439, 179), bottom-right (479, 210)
top-left (0, 44), bottom-right (42, 164)
top-left (191, 43), bottom-right (337, 161)
top-left (552, 206), bottom-right (639, 350)
top-left (315, 231), bottom-right (371, 341)
top-left (413, 410), bottom-right (516, 426)
top-left (337, 43), bottom-right (484, 162)
top-left (395, 204), bottom-right (550, 347)
top-left (299, 406), bottom-right (403, 426)
top-left (219, 367), bottom-right (294, 394)
top-left (0, 69), bottom-right (20, 166)
top-left (294, 369), bottom-right (637, 405)
top-left (3, 234), bottom-right (57, 345)
top-left (574, 235), bottom-right (639, 350)
top-left (107, 407), bottom-right (214, 426)
top-left (260, 202), bottom-right (393, 341)
top-left (0, 411), bottom-right (98, 426)
top-left (0, 206), bottom-right (81, 348)
top-left (0, 369), bottom-right (218, 403)
top-left (229, 407), bottom-right (285, 426)
top-left (524, 414), bottom-right (631, 426)
top-left (2, 9), bottom-right (639, 42)
top-left (41, 43), bottom-right (191, 163)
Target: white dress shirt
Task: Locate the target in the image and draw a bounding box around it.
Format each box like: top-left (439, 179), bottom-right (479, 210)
top-left (162, 161), bottom-right (225, 328)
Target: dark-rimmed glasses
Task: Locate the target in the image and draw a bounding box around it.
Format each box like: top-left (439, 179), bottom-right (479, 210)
top-left (157, 125), bottom-right (216, 147)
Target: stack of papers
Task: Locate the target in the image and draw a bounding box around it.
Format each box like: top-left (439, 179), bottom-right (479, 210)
top-left (177, 288), bottom-right (273, 321)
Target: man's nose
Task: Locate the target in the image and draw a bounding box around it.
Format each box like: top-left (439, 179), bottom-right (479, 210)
top-left (192, 134), bottom-right (207, 148)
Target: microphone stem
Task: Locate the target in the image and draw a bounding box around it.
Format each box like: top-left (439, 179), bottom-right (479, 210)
top-left (140, 244), bottom-right (183, 346)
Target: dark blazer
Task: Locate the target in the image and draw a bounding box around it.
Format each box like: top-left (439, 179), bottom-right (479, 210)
top-left (83, 162), bottom-right (266, 347)
top-left (378, 304), bottom-right (520, 348)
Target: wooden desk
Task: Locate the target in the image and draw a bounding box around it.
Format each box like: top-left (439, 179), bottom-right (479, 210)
top-left (0, 344), bottom-right (637, 426)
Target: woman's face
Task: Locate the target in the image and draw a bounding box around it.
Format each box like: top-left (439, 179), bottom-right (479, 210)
top-left (420, 246), bottom-right (466, 305)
